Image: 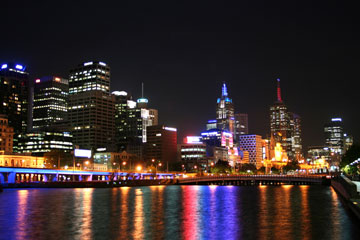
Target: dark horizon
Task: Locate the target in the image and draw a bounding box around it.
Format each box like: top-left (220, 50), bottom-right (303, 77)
top-left (1, 1), bottom-right (359, 149)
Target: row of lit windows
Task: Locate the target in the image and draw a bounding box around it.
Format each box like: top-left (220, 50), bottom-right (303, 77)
top-left (181, 148), bottom-right (206, 152)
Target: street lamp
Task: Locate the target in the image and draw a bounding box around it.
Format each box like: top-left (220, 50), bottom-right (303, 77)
top-left (136, 165), bottom-right (142, 172)
top-left (121, 161), bottom-right (126, 171)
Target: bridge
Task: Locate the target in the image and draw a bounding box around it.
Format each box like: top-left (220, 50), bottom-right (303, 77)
top-left (177, 175), bottom-right (330, 186)
top-left (0, 167), bottom-right (178, 185)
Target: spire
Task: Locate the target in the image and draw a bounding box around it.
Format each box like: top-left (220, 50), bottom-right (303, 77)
top-left (222, 82), bottom-right (228, 97)
top-left (277, 78), bottom-right (282, 102)
top-left (142, 82), bottom-right (144, 98)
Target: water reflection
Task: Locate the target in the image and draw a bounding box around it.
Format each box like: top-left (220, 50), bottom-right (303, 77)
top-left (0, 185), bottom-right (358, 239)
top-left (182, 185), bottom-right (199, 240)
top-left (15, 190), bottom-right (29, 240)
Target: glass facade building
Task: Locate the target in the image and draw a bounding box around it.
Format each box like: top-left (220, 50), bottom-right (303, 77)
top-left (68, 61), bottom-right (115, 152)
top-left (0, 63), bottom-right (29, 152)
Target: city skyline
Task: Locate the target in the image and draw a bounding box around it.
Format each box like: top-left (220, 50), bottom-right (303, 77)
top-left (1, 1), bottom-right (359, 150)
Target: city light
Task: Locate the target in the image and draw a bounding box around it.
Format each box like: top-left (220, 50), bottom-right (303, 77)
top-left (186, 136), bottom-right (202, 144)
top-left (164, 127), bottom-right (177, 132)
top-left (136, 165), bottom-right (142, 171)
top-left (1, 64), bottom-right (7, 69)
top-left (15, 64), bottom-right (23, 70)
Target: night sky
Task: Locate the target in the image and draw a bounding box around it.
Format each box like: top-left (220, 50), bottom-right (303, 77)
top-left (1, 1), bottom-right (359, 149)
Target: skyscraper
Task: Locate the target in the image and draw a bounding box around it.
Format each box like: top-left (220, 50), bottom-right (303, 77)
top-left (324, 118), bottom-right (344, 155)
top-left (68, 61), bottom-right (115, 152)
top-left (0, 63), bottom-right (29, 152)
top-left (235, 113), bottom-right (249, 139)
top-left (145, 125), bottom-right (177, 166)
top-left (19, 76), bottom-right (73, 156)
top-left (290, 113), bottom-right (302, 160)
top-left (32, 76), bottom-right (68, 131)
top-left (269, 79), bottom-right (302, 161)
top-left (216, 83), bottom-right (235, 137)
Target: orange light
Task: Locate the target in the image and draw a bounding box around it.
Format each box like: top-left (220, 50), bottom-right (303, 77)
top-left (55, 77), bottom-right (61, 82)
top-left (136, 166), bottom-right (142, 171)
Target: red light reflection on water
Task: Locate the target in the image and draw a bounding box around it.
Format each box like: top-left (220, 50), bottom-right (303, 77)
top-left (182, 186), bottom-right (199, 240)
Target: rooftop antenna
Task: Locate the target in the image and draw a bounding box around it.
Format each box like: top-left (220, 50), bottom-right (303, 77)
top-left (277, 78), bottom-right (282, 102)
top-left (142, 82), bottom-right (144, 98)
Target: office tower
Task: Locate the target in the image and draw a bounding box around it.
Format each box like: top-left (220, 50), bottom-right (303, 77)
top-left (0, 115), bottom-right (14, 153)
top-left (145, 125), bottom-right (177, 166)
top-left (0, 63), bottom-right (29, 151)
top-left (18, 131), bottom-right (73, 155)
top-left (235, 113), bottom-right (248, 138)
top-left (238, 134), bottom-right (263, 168)
top-left (206, 120), bottom-right (217, 130)
top-left (68, 61), bottom-right (115, 152)
top-left (113, 91), bottom-right (132, 151)
top-left (324, 118), bottom-right (344, 155)
top-left (113, 89), bottom-right (158, 157)
top-left (179, 136), bottom-right (207, 170)
top-left (149, 109), bottom-right (158, 125)
top-left (269, 79), bottom-right (294, 160)
top-left (290, 113), bottom-right (302, 160)
top-left (216, 83), bottom-right (235, 137)
top-left (32, 76), bottom-right (69, 130)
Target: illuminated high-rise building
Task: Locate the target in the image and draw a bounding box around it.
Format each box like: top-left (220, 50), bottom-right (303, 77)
top-left (270, 79), bottom-right (301, 160)
top-left (32, 76), bottom-right (69, 130)
top-left (68, 61), bottom-right (115, 152)
top-left (238, 134), bottom-right (263, 168)
top-left (235, 113), bottom-right (248, 138)
top-left (290, 113), bottom-right (302, 160)
top-left (0, 63), bottom-right (29, 152)
top-left (113, 90), bottom-right (158, 160)
top-left (19, 76), bottom-right (73, 156)
top-left (145, 125), bottom-right (177, 165)
top-left (324, 118), bottom-right (344, 155)
top-left (216, 83), bottom-right (235, 137)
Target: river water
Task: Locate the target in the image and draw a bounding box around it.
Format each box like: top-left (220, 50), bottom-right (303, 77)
top-left (0, 185), bottom-right (359, 240)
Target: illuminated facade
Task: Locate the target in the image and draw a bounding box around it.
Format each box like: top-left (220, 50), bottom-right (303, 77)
top-left (216, 83), bottom-right (235, 137)
top-left (290, 113), bottom-right (302, 160)
top-left (206, 120), bottom-right (217, 130)
top-left (18, 131), bottom-right (73, 155)
top-left (32, 76), bottom-right (68, 130)
top-left (270, 79), bottom-right (302, 160)
top-left (238, 134), bottom-right (263, 168)
top-left (68, 61), bottom-right (115, 152)
top-left (0, 115), bottom-right (14, 153)
top-left (0, 63), bottom-right (29, 152)
top-left (324, 118), bottom-right (345, 155)
top-left (145, 125), bottom-right (177, 165)
top-left (0, 151), bottom-right (44, 168)
top-left (201, 129), bottom-right (238, 165)
top-left (113, 90), bottom-right (158, 158)
top-left (179, 136), bottom-right (207, 170)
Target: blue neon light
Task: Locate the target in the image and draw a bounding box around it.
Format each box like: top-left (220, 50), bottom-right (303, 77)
top-left (222, 83), bottom-right (228, 97)
top-left (225, 97), bottom-right (232, 103)
top-left (208, 120), bottom-right (217, 123)
top-left (15, 64), bottom-right (23, 70)
top-left (1, 64), bottom-right (7, 69)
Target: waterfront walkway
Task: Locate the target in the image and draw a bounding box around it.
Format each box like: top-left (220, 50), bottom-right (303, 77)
top-left (353, 181), bottom-right (360, 194)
